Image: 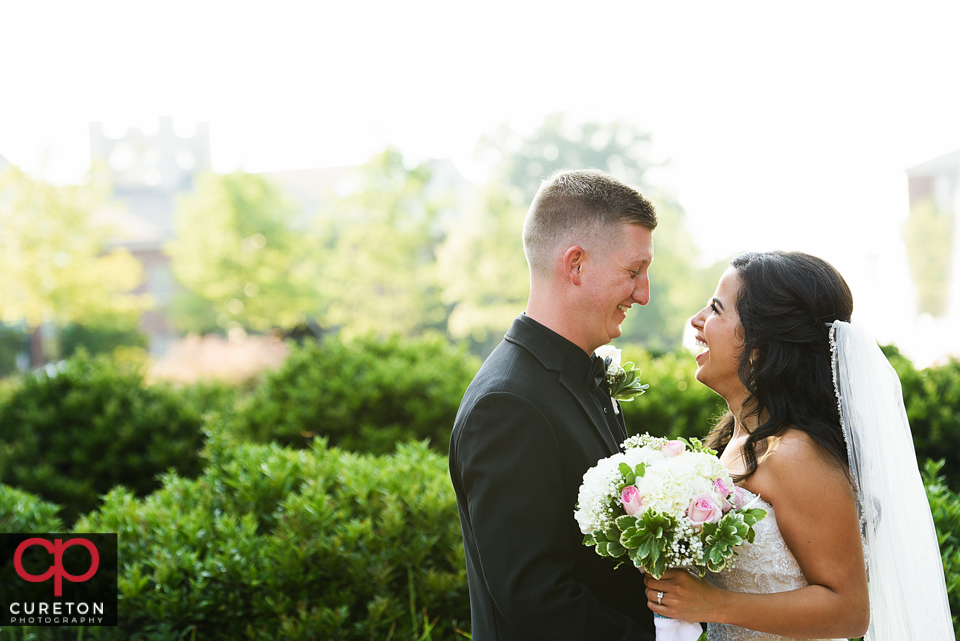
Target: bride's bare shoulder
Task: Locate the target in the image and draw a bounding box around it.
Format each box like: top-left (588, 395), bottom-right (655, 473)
top-left (760, 427), bottom-right (850, 489)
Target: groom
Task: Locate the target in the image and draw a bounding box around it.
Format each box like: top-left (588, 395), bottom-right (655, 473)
top-left (449, 169), bottom-right (658, 640)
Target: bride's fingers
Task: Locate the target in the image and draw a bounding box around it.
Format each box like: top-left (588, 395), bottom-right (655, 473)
top-left (644, 586), bottom-right (667, 607)
top-left (643, 572), bottom-right (677, 591)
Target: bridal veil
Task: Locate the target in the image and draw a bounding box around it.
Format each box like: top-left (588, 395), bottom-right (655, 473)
top-left (830, 320), bottom-right (953, 640)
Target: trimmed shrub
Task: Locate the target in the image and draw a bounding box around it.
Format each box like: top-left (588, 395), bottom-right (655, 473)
top-left (0, 483), bottom-right (63, 532)
top-left (59, 322), bottom-right (148, 359)
top-left (70, 425), bottom-right (469, 640)
top-left (0, 352), bottom-right (207, 525)
top-left (618, 346), bottom-right (727, 440)
top-left (884, 347), bottom-right (960, 489)
top-left (231, 333), bottom-right (480, 454)
top-left (923, 459), bottom-right (960, 637)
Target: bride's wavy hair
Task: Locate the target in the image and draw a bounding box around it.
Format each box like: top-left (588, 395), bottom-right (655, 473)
top-left (707, 251), bottom-right (854, 481)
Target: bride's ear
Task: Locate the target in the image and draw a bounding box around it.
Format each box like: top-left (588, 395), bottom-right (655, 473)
top-left (563, 246), bottom-right (586, 286)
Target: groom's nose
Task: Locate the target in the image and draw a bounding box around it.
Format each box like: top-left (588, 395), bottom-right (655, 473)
top-left (632, 276), bottom-right (650, 306)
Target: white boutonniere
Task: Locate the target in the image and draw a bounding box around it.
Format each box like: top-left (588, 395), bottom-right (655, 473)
top-left (594, 344), bottom-right (649, 414)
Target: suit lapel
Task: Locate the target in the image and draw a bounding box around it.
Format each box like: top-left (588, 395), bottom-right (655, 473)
top-left (558, 371), bottom-right (621, 454)
top-left (504, 319), bottom-right (621, 455)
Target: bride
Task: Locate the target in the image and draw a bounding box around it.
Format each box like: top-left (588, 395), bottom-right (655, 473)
top-left (642, 251), bottom-right (953, 640)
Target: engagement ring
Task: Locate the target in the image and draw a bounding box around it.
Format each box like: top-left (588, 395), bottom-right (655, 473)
top-left (657, 591), bottom-right (663, 605)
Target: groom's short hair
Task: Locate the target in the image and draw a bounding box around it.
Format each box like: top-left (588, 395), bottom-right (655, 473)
top-left (522, 169), bottom-right (657, 279)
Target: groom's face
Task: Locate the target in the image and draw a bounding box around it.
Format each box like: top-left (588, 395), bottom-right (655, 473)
top-left (581, 223), bottom-right (653, 351)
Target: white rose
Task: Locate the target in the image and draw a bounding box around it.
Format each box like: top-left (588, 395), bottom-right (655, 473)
top-left (594, 344), bottom-right (622, 370)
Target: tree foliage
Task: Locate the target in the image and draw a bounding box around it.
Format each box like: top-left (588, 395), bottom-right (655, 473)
top-left (0, 165), bottom-right (147, 331)
top-left (316, 148), bottom-right (449, 339)
top-left (903, 197), bottom-right (953, 317)
top-left (476, 113), bottom-right (655, 204)
top-left (166, 171), bottom-right (322, 335)
top-left (437, 183), bottom-right (529, 354)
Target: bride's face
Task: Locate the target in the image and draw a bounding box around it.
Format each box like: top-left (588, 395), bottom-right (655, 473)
top-left (690, 267), bottom-right (747, 404)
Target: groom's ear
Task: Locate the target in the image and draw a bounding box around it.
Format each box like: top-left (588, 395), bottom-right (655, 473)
top-left (562, 246), bottom-right (586, 286)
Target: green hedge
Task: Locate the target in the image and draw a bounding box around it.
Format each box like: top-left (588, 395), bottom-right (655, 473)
top-left (0, 352), bottom-right (207, 525)
top-left (885, 348), bottom-right (960, 489)
top-left (62, 426), bottom-right (468, 640)
top-left (230, 333), bottom-right (480, 454)
top-left (924, 459), bottom-right (960, 637)
top-left (0, 483), bottom-right (64, 533)
top-left (617, 346), bottom-right (726, 440)
top-left (59, 323), bottom-right (148, 359)
top-left (2, 450), bottom-right (957, 639)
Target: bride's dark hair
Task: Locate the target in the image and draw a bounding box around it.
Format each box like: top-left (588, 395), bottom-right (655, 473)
top-left (706, 251), bottom-right (854, 481)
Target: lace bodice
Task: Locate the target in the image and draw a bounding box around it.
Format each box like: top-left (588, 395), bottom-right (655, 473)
top-left (706, 491), bottom-right (844, 641)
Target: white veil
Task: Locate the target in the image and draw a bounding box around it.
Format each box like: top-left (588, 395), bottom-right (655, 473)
top-left (830, 320), bottom-right (954, 640)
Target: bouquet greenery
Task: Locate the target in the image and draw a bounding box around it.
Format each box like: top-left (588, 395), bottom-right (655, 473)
top-left (575, 433), bottom-right (766, 579)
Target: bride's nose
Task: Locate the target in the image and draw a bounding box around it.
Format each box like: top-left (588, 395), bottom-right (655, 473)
top-left (690, 308), bottom-right (706, 330)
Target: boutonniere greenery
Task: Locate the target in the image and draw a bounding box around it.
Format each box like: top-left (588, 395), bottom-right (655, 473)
top-left (595, 344), bottom-right (649, 412)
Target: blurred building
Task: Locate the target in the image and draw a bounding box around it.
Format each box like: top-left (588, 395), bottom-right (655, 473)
top-left (907, 149), bottom-right (960, 214)
top-left (92, 116), bottom-right (212, 356)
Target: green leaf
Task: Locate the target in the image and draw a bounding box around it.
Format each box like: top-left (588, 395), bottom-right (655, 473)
top-left (604, 524), bottom-right (620, 542)
top-left (606, 541), bottom-right (626, 557)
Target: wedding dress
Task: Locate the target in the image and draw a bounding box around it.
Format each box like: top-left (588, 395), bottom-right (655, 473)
top-left (706, 489), bottom-right (844, 641)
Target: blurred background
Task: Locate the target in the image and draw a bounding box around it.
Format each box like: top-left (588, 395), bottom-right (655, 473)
top-left (2, 0), bottom-right (960, 375)
top-left (4, 4), bottom-right (960, 635)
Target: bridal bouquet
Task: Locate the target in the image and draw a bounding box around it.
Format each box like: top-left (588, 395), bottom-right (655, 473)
top-left (575, 434), bottom-right (766, 579)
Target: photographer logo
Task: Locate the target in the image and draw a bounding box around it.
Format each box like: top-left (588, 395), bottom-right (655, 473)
top-left (1, 533), bottom-right (117, 626)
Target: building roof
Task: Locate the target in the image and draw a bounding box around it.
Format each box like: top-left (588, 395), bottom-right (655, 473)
top-left (906, 148), bottom-right (960, 176)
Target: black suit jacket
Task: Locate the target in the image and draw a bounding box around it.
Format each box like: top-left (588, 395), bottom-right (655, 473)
top-left (449, 316), bottom-right (655, 640)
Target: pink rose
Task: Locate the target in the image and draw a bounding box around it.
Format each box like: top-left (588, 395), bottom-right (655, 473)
top-left (661, 440), bottom-right (686, 458)
top-left (713, 479), bottom-right (733, 512)
top-left (621, 485), bottom-right (645, 516)
top-left (713, 478), bottom-right (730, 495)
top-left (687, 493), bottom-right (723, 529)
top-left (730, 486), bottom-right (748, 510)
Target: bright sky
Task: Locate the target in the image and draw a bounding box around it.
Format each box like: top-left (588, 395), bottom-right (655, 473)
top-left (2, 0), bottom-right (959, 361)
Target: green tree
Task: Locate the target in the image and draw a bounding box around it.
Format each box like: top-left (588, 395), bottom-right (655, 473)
top-left (316, 148), bottom-right (449, 339)
top-left (166, 171), bottom-right (322, 337)
top-left (469, 114), bottom-right (725, 351)
top-left (437, 184), bottom-right (529, 355)
top-left (0, 165), bottom-right (147, 361)
top-left (476, 112), bottom-right (655, 204)
top-left (903, 198), bottom-right (953, 317)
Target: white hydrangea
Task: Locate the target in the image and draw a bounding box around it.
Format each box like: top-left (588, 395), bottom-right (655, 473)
top-left (575, 452), bottom-right (627, 534)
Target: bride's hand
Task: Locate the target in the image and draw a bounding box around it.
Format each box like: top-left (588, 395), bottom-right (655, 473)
top-left (643, 568), bottom-right (721, 622)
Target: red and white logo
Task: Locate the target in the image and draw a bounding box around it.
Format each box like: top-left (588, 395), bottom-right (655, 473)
top-left (13, 538), bottom-right (100, 597)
